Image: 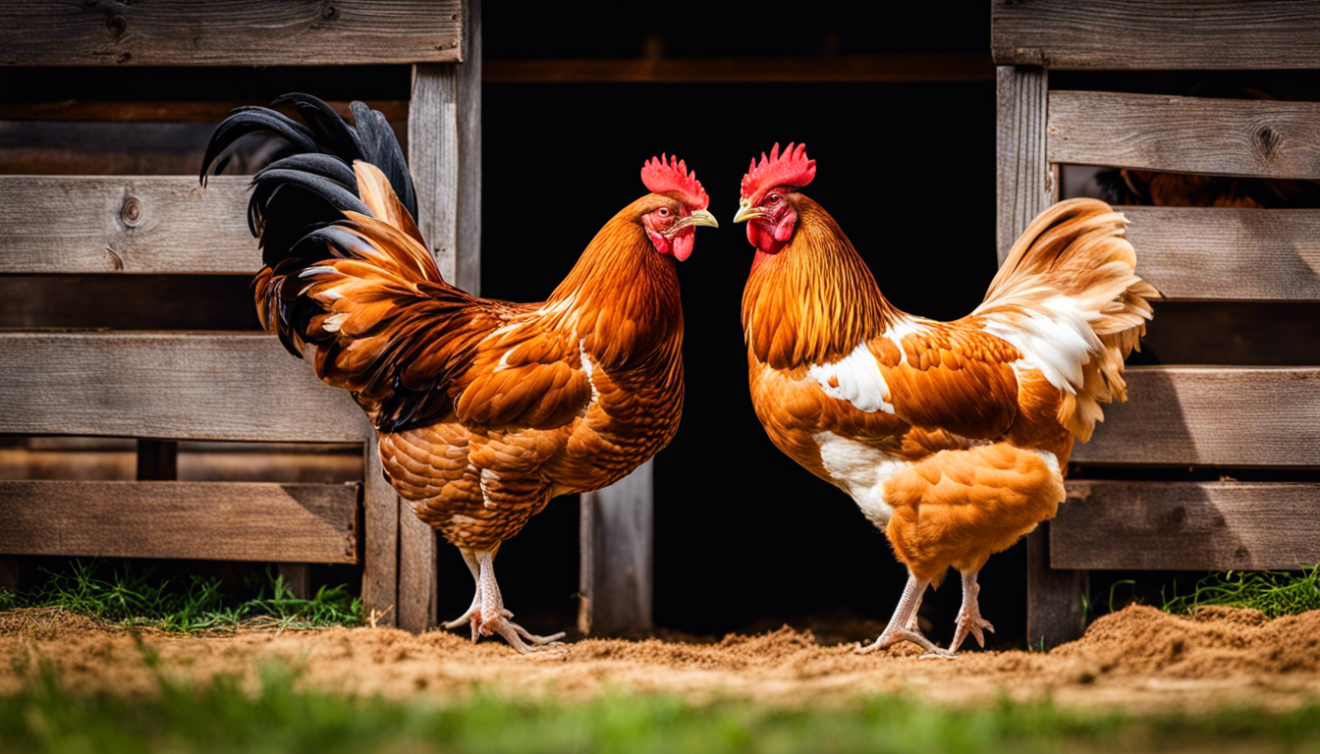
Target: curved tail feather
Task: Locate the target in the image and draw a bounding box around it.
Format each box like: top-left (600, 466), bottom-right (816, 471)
top-left (974, 198), bottom-right (1159, 441)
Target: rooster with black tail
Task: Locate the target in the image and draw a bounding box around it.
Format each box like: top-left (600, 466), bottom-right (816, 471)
top-left (202, 94), bottom-right (716, 652)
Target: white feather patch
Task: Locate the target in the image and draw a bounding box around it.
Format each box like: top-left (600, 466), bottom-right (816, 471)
top-left (981, 296), bottom-right (1101, 392)
top-left (808, 341), bottom-right (894, 414)
top-left (813, 431), bottom-right (906, 527)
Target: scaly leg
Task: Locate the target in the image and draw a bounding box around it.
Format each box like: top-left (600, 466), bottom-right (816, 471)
top-left (857, 571), bottom-right (949, 656)
top-left (950, 570), bottom-right (994, 653)
top-left (473, 550), bottom-right (566, 653)
top-left (442, 547), bottom-right (482, 639)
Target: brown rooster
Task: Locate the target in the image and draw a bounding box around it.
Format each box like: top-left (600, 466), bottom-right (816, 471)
top-left (734, 144), bottom-right (1155, 655)
top-left (201, 94), bottom-right (716, 652)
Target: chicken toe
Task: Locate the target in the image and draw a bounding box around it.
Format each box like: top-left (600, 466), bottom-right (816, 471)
top-left (950, 571), bottom-right (995, 653)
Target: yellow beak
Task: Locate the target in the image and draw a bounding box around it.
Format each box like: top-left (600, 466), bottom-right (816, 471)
top-left (682, 209), bottom-right (719, 229)
top-left (733, 198), bottom-right (763, 224)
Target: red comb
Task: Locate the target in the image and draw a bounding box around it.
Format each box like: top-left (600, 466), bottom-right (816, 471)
top-left (740, 142), bottom-right (816, 202)
top-left (641, 154), bottom-right (709, 211)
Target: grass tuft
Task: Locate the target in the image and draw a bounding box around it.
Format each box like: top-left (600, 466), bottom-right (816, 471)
top-left (1160, 564), bottom-right (1320, 619)
top-left (2, 559), bottom-right (361, 632)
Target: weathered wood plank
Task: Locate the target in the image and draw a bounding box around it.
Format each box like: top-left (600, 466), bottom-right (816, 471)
top-left (579, 460), bottom-right (653, 636)
top-left (1050, 91), bottom-right (1320, 180)
top-left (485, 54), bottom-right (994, 83)
top-left (999, 64), bottom-right (1084, 649)
top-left (0, 480), bottom-right (359, 563)
top-left (992, 0), bottom-right (1320, 70)
top-left (0, 100), bottom-right (408, 123)
top-left (408, 64), bottom-right (460, 288)
top-left (0, 176), bottom-right (256, 274)
top-left (1074, 367), bottom-right (1320, 467)
top-left (0, 1), bottom-right (460, 67)
top-left (1121, 208), bottom-right (1320, 301)
top-left (1053, 481), bottom-right (1320, 570)
top-left (396, 500), bottom-right (438, 633)
top-left (361, 444), bottom-right (399, 628)
top-left (996, 66), bottom-right (1053, 264)
top-left (454, 0), bottom-right (482, 295)
top-left (0, 333), bottom-right (370, 443)
top-left (1026, 527), bottom-right (1087, 650)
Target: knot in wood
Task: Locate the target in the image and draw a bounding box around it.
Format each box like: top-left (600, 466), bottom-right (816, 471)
top-left (106, 14), bottom-right (127, 39)
top-left (120, 196), bottom-right (143, 227)
top-left (321, 3), bottom-right (338, 20)
top-left (1255, 124), bottom-right (1281, 159)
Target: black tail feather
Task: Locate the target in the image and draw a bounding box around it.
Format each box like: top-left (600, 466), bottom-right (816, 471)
top-left (200, 93), bottom-right (418, 266)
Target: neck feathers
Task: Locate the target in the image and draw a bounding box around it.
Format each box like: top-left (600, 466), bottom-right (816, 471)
top-left (742, 197), bottom-right (897, 369)
top-left (547, 203), bottom-right (683, 367)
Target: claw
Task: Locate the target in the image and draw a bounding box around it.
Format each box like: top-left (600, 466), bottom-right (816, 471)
top-left (949, 573), bottom-right (995, 653)
top-left (856, 627), bottom-right (945, 656)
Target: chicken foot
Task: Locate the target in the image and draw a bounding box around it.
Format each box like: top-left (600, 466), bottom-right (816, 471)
top-left (949, 569), bottom-right (994, 653)
top-left (460, 550), bottom-right (565, 653)
top-left (857, 570), bottom-right (950, 657)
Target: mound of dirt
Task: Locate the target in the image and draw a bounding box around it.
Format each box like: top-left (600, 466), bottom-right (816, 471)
top-left (3, 605), bottom-right (1319, 713)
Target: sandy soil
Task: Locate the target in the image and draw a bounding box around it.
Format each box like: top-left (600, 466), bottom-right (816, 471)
top-left (3, 605), bottom-right (1319, 714)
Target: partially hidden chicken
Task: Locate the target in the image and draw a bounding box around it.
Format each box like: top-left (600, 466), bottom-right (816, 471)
top-left (200, 94), bottom-right (716, 652)
top-left (734, 144), bottom-right (1156, 655)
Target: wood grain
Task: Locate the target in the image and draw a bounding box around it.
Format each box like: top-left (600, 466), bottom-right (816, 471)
top-left (0, 176), bottom-right (256, 273)
top-left (1121, 208), bottom-right (1320, 301)
top-left (0, 332), bottom-right (371, 443)
top-left (992, 0), bottom-right (1320, 69)
top-left (1050, 91), bottom-right (1320, 180)
top-left (361, 444), bottom-right (399, 628)
top-left (0, 100), bottom-right (408, 123)
top-left (1052, 481), bottom-right (1320, 570)
top-left (0, 1), bottom-right (460, 67)
top-left (396, 500), bottom-right (438, 633)
top-left (579, 460), bottom-right (653, 636)
top-left (996, 66), bottom-right (1053, 263)
top-left (1074, 367), bottom-right (1320, 467)
top-left (0, 480), bottom-right (359, 563)
top-left (408, 64), bottom-right (460, 287)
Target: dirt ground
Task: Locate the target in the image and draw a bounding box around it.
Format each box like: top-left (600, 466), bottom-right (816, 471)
top-left (3, 605), bottom-right (1319, 714)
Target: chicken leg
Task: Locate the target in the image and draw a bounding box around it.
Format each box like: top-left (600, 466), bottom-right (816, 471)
top-left (949, 569), bottom-right (994, 653)
top-left (442, 547), bottom-right (482, 638)
top-left (856, 570), bottom-right (949, 656)
top-left (461, 550), bottom-right (565, 653)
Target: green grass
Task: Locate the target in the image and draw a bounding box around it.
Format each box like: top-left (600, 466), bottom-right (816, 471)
top-left (2, 658), bottom-right (1319, 754)
top-left (1161, 564), bottom-right (1320, 620)
top-left (3, 559), bottom-right (362, 631)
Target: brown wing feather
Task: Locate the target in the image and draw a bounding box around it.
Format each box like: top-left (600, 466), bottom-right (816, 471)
top-left (874, 324), bottom-right (1022, 440)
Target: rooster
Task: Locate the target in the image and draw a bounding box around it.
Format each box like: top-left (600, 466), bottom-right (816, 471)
top-left (200, 94), bottom-right (716, 652)
top-left (734, 144), bottom-right (1156, 655)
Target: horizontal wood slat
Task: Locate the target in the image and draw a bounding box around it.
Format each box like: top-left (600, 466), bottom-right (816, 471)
top-left (1120, 207), bottom-right (1320, 301)
top-left (1052, 481), bottom-right (1320, 570)
top-left (992, 0), bottom-right (1320, 70)
top-left (1072, 367), bottom-right (1320, 467)
top-left (0, 176), bottom-right (256, 274)
top-left (0, 1), bottom-right (461, 67)
top-left (0, 100), bottom-right (409, 123)
top-left (1050, 91), bottom-right (1320, 180)
top-left (0, 333), bottom-right (371, 442)
top-left (0, 480), bottom-right (360, 563)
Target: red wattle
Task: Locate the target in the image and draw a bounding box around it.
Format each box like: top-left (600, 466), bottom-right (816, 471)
top-left (673, 230), bottom-right (694, 261)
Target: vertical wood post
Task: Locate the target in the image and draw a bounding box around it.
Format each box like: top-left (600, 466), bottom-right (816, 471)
top-left (397, 0), bottom-right (480, 633)
top-left (998, 65), bottom-right (1088, 647)
top-left (361, 438), bottom-right (400, 627)
top-left (579, 460), bottom-right (653, 636)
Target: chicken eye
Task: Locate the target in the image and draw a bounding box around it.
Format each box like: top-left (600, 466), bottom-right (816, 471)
top-left (767, 193), bottom-right (782, 205)
top-left (657, 207), bottom-right (671, 217)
